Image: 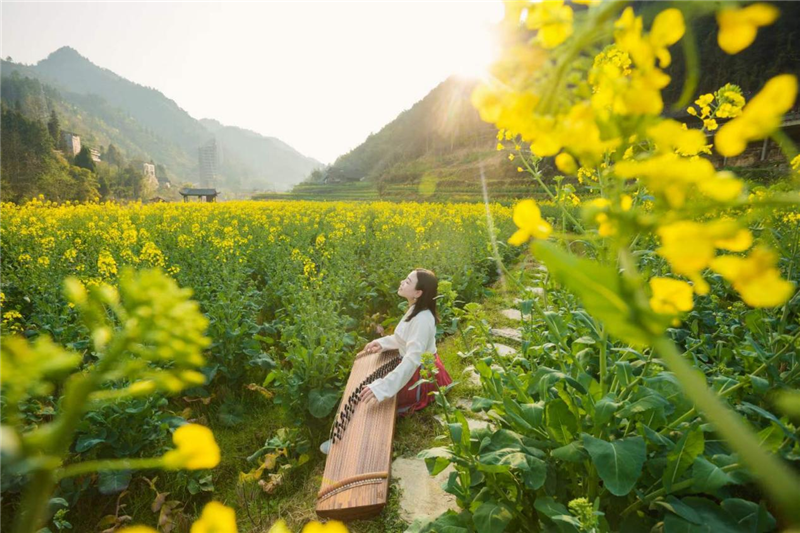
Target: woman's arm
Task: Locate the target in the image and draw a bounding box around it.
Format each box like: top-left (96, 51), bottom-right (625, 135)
top-left (375, 333), bottom-right (400, 351)
top-left (368, 315), bottom-right (434, 402)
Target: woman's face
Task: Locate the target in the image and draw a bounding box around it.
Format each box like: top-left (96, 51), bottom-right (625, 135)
top-left (398, 271), bottom-right (422, 301)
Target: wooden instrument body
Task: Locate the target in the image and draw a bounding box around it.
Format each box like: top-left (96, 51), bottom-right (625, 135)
top-left (316, 349), bottom-right (400, 521)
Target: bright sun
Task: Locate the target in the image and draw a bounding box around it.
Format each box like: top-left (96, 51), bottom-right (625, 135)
top-left (449, 25), bottom-right (500, 80)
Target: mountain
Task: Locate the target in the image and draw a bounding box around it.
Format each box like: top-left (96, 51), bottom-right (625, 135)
top-left (200, 119), bottom-right (322, 191)
top-left (0, 47), bottom-right (321, 191)
top-left (276, 76), bottom-right (538, 202)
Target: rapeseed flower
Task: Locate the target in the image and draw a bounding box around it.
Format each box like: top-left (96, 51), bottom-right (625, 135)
top-left (717, 3), bottom-right (779, 54)
top-left (509, 200), bottom-right (553, 245)
top-left (163, 423), bottom-right (221, 470)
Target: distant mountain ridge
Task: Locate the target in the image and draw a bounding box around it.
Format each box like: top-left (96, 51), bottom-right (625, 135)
top-left (1, 47), bottom-right (322, 191)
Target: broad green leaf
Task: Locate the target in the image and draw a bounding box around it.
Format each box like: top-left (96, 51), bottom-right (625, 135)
top-left (75, 434), bottom-right (105, 453)
top-left (98, 470), bottom-right (131, 494)
top-left (418, 447), bottom-right (454, 476)
top-left (692, 457), bottom-right (734, 493)
top-left (582, 434), bottom-right (646, 496)
top-left (472, 396), bottom-right (495, 412)
top-left (547, 399), bottom-right (577, 443)
top-left (522, 455), bottom-right (547, 490)
top-left (534, 497), bottom-right (580, 533)
top-left (532, 241), bottom-right (666, 346)
top-left (551, 441), bottom-right (588, 463)
top-left (308, 388), bottom-right (339, 418)
top-left (594, 394), bottom-right (622, 426)
top-left (663, 497), bottom-right (741, 532)
top-left (473, 501), bottom-right (513, 533)
top-left (618, 391), bottom-right (670, 419)
top-left (720, 499), bottom-right (775, 533)
top-left (663, 426), bottom-right (704, 492)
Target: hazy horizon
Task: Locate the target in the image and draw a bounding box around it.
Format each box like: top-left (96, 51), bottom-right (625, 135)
top-left (1, 1), bottom-right (504, 164)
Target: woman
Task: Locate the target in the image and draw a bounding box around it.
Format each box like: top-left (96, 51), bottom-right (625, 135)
top-left (357, 268), bottom-right (452, 415)
top-left (320, 268), bottom-right (453, 455)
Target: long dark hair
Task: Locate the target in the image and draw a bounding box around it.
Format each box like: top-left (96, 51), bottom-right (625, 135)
top-left (405, 268), bottom-right (439, 324)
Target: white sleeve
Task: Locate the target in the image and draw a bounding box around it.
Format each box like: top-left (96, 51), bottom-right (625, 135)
top-left (375, 334), bottom-right (400, 351)
top-left (369, 315), bottom-right (434, 403)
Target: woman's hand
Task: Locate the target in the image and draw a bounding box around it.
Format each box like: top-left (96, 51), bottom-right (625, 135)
top-left (359, 385), bottom-right (377, 404)
top-left (357, 340), bottom-right (382, 357)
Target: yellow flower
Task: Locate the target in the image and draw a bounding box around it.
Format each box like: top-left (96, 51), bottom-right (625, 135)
top-left (649, 8), bottom-right (685, 67)
top-left (163, 424), bottom-right (221, 470)
top-left (620, 194), bottom-right (633, 211)
top-left (301, 520), bottom-right (349, 533)
top-left (526, 0), bottom-right (574, 49)
top-left (695, 94), bottom-right (714, 108)
top-left (791, 154), bottom-right (800, 173)
top-left (657, 220), bottom-right (753, 295)
top-left (717, 3), bottom-right (779, 54)
top-left (647, 119), bottom-right (707, 156)
top-left (118, 527), bottom-right (158, 533)
top-left (711, 247), bottom-right (795, 307)
top-left (703, 119), bottom-right (718, 131)
top-left (649, 277), bottom-right (694, 314)
top-left (715, 74), bottom-right (798, 156)
top-left (687, 106), bottom-right (697, 116)
top-left (190, 502), bottom-right (237, 533)
top-left (555, 152), bottom-right (578, 174)
top-left (508, 200), bottom-right (553, 245)
top-left (508, 153), bottom-right (515, 161)
top-left (517, 166), bottom-right (524, 172)
top-left (268, 520), bottom-right (292, 533)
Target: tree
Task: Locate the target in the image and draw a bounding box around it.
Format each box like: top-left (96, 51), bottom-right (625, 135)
top-left (104, 144), bottom-right (124, 168)
top-left (74, 146), bottom-right (96, 172)
top-left (0, 103), bottom-right (59, 202)
top-left (47, 109), bottom-right (60, 145)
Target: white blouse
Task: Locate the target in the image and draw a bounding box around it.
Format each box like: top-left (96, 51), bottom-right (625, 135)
top-left (367, 304), bottom-right (437, 403)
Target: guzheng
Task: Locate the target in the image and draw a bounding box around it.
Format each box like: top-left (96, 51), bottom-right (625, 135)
top-left (316, 349), bottom-right (402, 520)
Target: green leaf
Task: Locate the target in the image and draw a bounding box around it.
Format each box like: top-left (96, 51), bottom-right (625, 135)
top-left (522, 455), bottom-right (547, 490)
top-left (75, 435), bottom-right (105, 453)
top-left (720, 499), bottom-right (775, 533)
top-left (692, 457), bottom-right (734, 493)
top-left (418, 447), bottom-right (454, 476)
top-left (98, 470), bottom-right (131, 494)
top-left (551, 441), bottom-right (588, 463)
top-left (618, 391), bottom-right (670, 419)
top-left (532, 241), bottom-right (666, 346)
top-left (594, 394), bottom-right (622, 426)
top-left (547, 399), bottom-right (577, 443)
top-left (663, 426), bottom-right (704, 492)
top-left (308, 388), bottom-right (339, 418)
top-left (473, 501), bottom-right (513, 533)
top-left (582, 434), bottom-right (646, 496)
top-left (663, 497), bottom-right (741, 533)
top-left (472, 397), bottom-right (495, 412)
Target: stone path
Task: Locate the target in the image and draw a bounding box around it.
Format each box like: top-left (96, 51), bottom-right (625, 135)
top-left (490, 327), bottom-right (523, 343)
top-left (392, 457), bottom-right (456, 523)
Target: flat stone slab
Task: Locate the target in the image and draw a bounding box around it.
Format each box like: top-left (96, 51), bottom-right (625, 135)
top-left (490, 327), bottom-right (523, 343)
top-left (392, 457), bottom-right (456, 523)
top-left (489, 342), bottom-right (517, 357)
top-left (461, 366), bottom-right (481, 387)
top-left (501, 309), bottom-right (534, 322)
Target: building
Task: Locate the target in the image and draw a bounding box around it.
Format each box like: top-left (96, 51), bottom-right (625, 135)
top-left (143, 163), bottom-right (158, 190)
top-left (180, 188), bottom-right (218, 202)
top-left (198, 139), bottom-right (219, 187)
top-left (90, 148), bottom-right (101, 163)
top-left (61, 131), bottom-right (81, 156)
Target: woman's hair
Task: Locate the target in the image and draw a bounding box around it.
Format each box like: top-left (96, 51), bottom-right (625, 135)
top-left (405, 268), bottom-right (440, 324)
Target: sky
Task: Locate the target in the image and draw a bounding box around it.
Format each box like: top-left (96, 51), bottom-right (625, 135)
top-left (1, 1), bottom-right (504, 164)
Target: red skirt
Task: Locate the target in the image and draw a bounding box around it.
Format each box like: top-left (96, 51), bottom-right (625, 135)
top-left (395, 352), bottom-right (453, 417)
